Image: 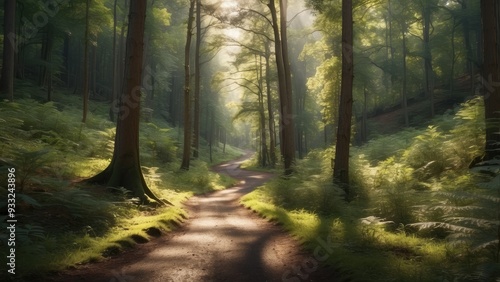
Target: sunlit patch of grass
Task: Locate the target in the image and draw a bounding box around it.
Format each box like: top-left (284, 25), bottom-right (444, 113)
top-left (160, 160), bottom-right (238, 195)
top-left (240, 97), bottom-right (494, 281)
top-left (198, 143), bottom-right (245, 165)
top-left (0, 91), bottom-right (242, 280)
top-left (9, 204), bottom-right (188, 280)
top-left (242, 186), bottom-right (452, 281)
top-left (69, 157), bottom-right (111, 178)
top-left (239, 152), bottom-right (282, 173)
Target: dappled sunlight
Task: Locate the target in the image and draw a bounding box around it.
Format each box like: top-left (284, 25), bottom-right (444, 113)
top-left (248, 175), bottom-right (265, 179)
top-left (1, 0), bottom-right (497, 280)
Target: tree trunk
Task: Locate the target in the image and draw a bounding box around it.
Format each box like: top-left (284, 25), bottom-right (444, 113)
top-left (388, 0), bottom-right (396, 103)
top-left (402, 24), bottom-right (409, 127)
top-left (92, 43), bottom-right (97, 97)
top-left (192, 0), bottom-right (201, 159)
top-left (268, 0), bottom-right (295, 175)
top-left (461, 0), bottom-right (475, 95)
top-left (86, 0), bottom-right (167, 205)
top-left (82, 0), bottom-right (91, 123)
top-left (333, 0), bottom-right (354, 194)
top-left (265, 43), bottom-right (277, 167)
top-left (294, 59), bottom-right (306, 159)
top-left (1, 0), bottom-right (16, 101)
top-left (481, 0), bottom-right (500, 160)
top-left (422, 1), bottom-right (435, 117)
top-left (209, 109), bottom-right (214, 163)
top-left (63, 33), bottom-right (70, 87)
top-left (222, 128), bottom-right (227, 154)
top-left (73, 39), bottom-right (81, 95)
top-left (109, 0), bottom-right (119, 122)
top-left (258, 55), bottom-right (268, 167)
top-left (14, 1), bottom-right (24, 80)
top-left (180, 0), bottom-right (195, 170)
top-left (46, 27), bottom-right (53, 101)
top-left (279, 0), bottom-right (296, 174)
top-left (450, 17), bottom-right (457, 96)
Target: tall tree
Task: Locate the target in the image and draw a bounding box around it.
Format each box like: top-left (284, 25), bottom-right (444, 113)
top-left (180, 0), bottom-right (196, 170)
top-left (192, 0), bottom-right (202, 159)
top-left (0, 0), bottom-right (16, 101)
top-left (480, 0), bottom-right (500, 160)
top-left (82, 0), bottom-right (91, 123)
top-left (257, 54), bottom-right (269, 167)
top-left (264, 42), bottom-right (277, 167)
top-left (110, 0), bottom-right (119, 122)
top-left (401, 20), bottom-right (409, 127)
top-left (333, 0), bottom-right (353, 193)
top-left (422, 0), bottom-right (436, 117)
top-left (86, 0), bottom-right (167, 204)
top-left (268, 0), bottom-right (296, 175)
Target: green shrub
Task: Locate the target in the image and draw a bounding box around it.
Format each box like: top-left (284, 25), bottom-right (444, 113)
top-left (402, 126), bottom-right (448, 179)
top-left (371, 157), bottom-right (417, 224)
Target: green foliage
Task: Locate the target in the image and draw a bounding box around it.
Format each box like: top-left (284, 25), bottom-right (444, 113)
top-left (371, 157), bottom-right (418, 225)
top-left (0, 91), bottom-right (239, 279)
top-left (140, 123), bottom-right (178, 164)
top-left (0, 148), bottom-right (52, 192)
top-left (165, 160), bottom-right (232, 194)
top-left (241, 96), bottom-right (497, 281)
top-left (402, 126), bottom-right (448, 177)
top-left (409, 164), bottom-right (500, 280)
top-left (359, 129), bottom-right (418, 164)
top-left (249, 149), bottom-right (346, 215)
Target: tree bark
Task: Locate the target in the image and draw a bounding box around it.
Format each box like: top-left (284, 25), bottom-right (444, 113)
top-left (268, 0), bottom-right (295, 175)
top-left (333, 0), bottom-right (354, 194)
top-left (461, 0), bottom-right (475, 95)
top-left (265, 43), bottom-right (277, 167)
top-left (46, 27), bottom-right (53, 101)
top-left (279, 0), bottom-right (296, 174)
top-left (257, 55), bottom-right (268, 167)
top-left (450, 17), bottom-right (457, 96)
top-left (86, 0), bottom-right (167, 205)
top-left (82, 0), bottom-right (91, 123)
top-left (481, 0), bottom-right (500, 160)
top-left (1, 0), bottom-right (16, 101)
top-left (109, 0), bottom-right (119, 122)
top-left (192, 0), bottom-right (201, 159)
top-left (180, 0), bottom-right (196, 170)
top-left (208, 109), bottom-right (214, 163)
top-left (402, 23), bottom-right (409, 127)
top-left (422, 1), bottom-right (435, 117)
top-left (386, 0), bottom-right (395, 103)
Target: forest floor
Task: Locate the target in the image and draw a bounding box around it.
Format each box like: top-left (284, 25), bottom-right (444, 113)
top-left (48, 153), bottom-right (337, 282)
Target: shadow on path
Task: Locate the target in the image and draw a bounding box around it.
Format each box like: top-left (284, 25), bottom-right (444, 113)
top-left (50, 153), bottom-right (336, 282)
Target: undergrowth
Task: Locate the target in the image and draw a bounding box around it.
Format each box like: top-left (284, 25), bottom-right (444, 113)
top-left (241, 96), bottom-right (499, 281)
top-left (0, 87), bottom-right (242, 280)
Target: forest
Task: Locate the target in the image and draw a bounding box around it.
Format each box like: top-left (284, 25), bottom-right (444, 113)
top-left (1, 0), bottom-right (499, 281)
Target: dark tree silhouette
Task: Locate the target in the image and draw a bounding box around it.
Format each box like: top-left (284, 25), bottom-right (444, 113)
top-left (0, 0), bottom-right (16, 101)
top-left (481, 0), bottom-right (500, 161)
top-left (333, 0), bottom-right (353, 194)
top-left (82, 0), bottom-right (90, 122)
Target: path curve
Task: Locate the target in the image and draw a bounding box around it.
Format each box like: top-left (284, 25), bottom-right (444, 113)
top-left (51, 154), bottom-right (334, 282)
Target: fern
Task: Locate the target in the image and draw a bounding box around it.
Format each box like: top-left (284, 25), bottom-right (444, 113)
top-left (410, 163), bottom-right (500, 276)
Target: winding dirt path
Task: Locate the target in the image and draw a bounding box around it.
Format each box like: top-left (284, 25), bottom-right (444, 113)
top-left (51, 154), bottom-right (335, 282)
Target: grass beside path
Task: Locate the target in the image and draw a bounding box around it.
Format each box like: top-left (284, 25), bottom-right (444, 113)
top-left (0, 90), bottom-right (243, 281)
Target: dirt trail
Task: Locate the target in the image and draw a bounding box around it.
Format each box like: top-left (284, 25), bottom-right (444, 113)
top-left (50, 154), bottom-right (335, 282)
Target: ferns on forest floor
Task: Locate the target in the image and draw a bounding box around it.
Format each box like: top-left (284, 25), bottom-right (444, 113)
top-left (241, 96), bottom-right (499, 281)
top-left (0, 95), bottom-right (241, 279)
top-left (409, 164), bottom-right (500, 280)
